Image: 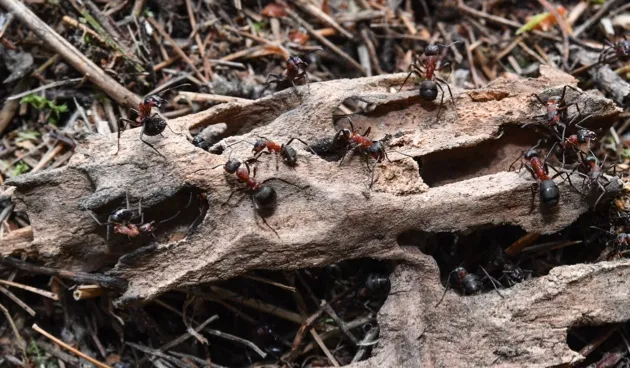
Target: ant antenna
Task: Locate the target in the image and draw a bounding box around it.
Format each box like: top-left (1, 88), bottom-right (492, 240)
top-left (301, 47), bottom-right (324, 58)
top-left (436, 40), bottom-right (463, 49)
top-left (589, 226), bottom-right (616, 237)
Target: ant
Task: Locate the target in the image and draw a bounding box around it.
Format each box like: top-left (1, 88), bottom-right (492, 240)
top-left (212, 158), bottom-right (305, 237)
top-left (230, 137), bottom-right (316, 169)
top-left (509, 143), bottom-right (563, 213)
top-left (115, 84), bottom-right (190, 157)
top-left (525, 85), bottom-right (583, 139)
top-left (546, 114), bottom-right (597, 167)
top-left (435, 266), bottom-right (502, 307)
top-left (481, 245), bottom-right (530, 288)
top-left (591, 226), bottom-right (630, 260)
top-left (332, 116), bottom-right (390, 188)
top-left (84, 191), bottom-right (187, 241)
top-left (398, 41), bottom-right (461, 124)
top-left (567, 151), bottom-right (613, 209)
top-left (263, 48), bottom-right (323, 95)
top-left (365, 273), bottom-right (391, 293)
top-left (599, 35), bottom-right (630, 64)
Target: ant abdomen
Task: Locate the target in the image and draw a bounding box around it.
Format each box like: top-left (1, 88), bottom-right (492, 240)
top-left (253, 185), bottom-right (277, 210)
top-left (539, 179), bottom-right (560, 206)
top-left (143, 117), bottom-right (167, 136)
top-left (111, 209), bottom-right (134, 223)
top-left (419, 80), bottom-right (438, 101)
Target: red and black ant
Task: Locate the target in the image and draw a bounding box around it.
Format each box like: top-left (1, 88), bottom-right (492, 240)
top-left (229, 137), bottom-right (316, 169)
top-left (332, 116), bottom-right (391, 188)
top-left (524, 85), bottom-right (583, 139)
top-left (591, 226), bottom-right (630, 260)
top-left (84, 191), bottom-right (188, 241)
top-left (263, 48), bottom-right (323, 95)
top-left (546, 114), bottom-right (597, 167)
top-left (566, 151), bottom-right (614, 209)
top-left (211, 158), bottom-right (305, 237)
top-left (509, 143), bottom-right (564, 213)
top-left (435, 266), bottom-right (503, 307)
top-left (398, 42), bottom-right (461, 124)
top-left (115, 84), bottom-right (190, 157)
top-left (599, 35), bottom-right (630, 64)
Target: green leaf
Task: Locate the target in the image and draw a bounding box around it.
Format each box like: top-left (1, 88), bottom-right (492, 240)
top-left (16, 129), bottom-right (41, 142)
top-left (20, 94), bottom-right (49, 110)
top-left (11, 161), bottom-right (31, 176)
top-left (516, 12), bottom-right (550, 35)
top-left (621, 149), bottom-right (630, 160)
top-left (253, 21), bottom-right (266, 33)
top-left (590, 0), bottom-right (605, 4)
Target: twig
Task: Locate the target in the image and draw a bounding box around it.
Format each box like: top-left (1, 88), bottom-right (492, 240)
top-left (73, 285), bottom-right (107, 300)
top-left (290, 0), bottom-right (354, 39)
top-left (0, 77), bottom-right (30, 136)
top-left (146, 16), bottom-right (209, 84)
top-left (456, 0), bottom-right (522, 29)
top-left (0, 279), bottom-right (59, 300)
top-left (242, 274), bottom-right (296, 292)
top-left (177, 91), bottom-right (252, 104)
top-left (351, 325), bottom-right (379, 363)
top-left (7, 78), bottom-right (85, 101)
top-left (301, 316), bottom-right (375, 356)
top-left (0, 285), bottom-right (36, 316)
top-left (33, 324), bottom-right (112, 368)
top-left (209, 286), bottom-right (303, 324)
top-left (168, 351), bottom-right (229, 368)
top-left (61, 16), bottom-right (108, 46)
top-left (0, 303), bottom-right (26, 350)
top-left (286, 8), bottom-right (365, 75)
top-left (204, 328), bottom-right (267, 358)
top-left (126, 342), bottom-right (189, 368)
top-left (132, 0), bottom-right (146, 17)
top-left (536, 0), bottom-right (569, 70)
top-left (322, 303), bottom-right (359, 345)
top-left (310, 328), bottom-right (340, 367)
top-left (0, 0), bottom-right (140, 108)
top-left (576, 324), bottom-right (621, 361)
top-left (32, 144), bottom-right (64, 173)
top-left (184, 0), bottom-right (211, 80)
top-left (0, 256), bottom-right (127, 290)
top-left (573, 0), bottom-right (624, 38)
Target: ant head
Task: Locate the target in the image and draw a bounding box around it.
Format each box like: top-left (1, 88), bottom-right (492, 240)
top-left (192, 136), bottom-right (206, 147)
top-left (539, 180), bottom-right (560, 206)
top-left (547, 96), bottom-right (561, 104)
top-left (144, 94), bottom-right (166, 108)
top-left (419, 80), bottom-right (438, 101)
top-left (577, 129), bottom-right (597, 143)
top-left (523, 149), bottom-right (539, 160)
top-left (424, 44), bottom-right (440, 56)
top-left (281, 145), bottom-right (298, 165)
top-left (223, 158), bottom-right (242, 174)
top-left (253, 185), bottom-right (277, 209)
top-left (287, 56), bottom-right (302, 68)
top-left (139, 222), bottom-right (156, 233)
top-left (252, 139), bottom-right (266, 154)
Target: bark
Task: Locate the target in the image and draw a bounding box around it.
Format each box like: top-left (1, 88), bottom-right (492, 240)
top-left (2, 65), bottom-right (625, 367)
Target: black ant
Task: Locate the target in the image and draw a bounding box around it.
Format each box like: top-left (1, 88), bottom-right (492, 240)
top-left (211, 158), bottom-right (305, 237)
top-left (435, 266), bottom-right (503, 307)
top-left (365, 273), bottom-right (391, 292)
top-left (509, 143), bottom-right (563, 213)
top-left (115, 84), bottom-right (190, 157)
top-left (481, 245), bottom-right (530, 288)
top-left (263, 48), bottom-right (323, 95)
top-left (230, 137), bottom-right (316, 169)
top-left (599, 35), bottom-right (630, 64)
top-left (332, 117), bottom-right (390, 188)
top-left (525, 85), bottom-right (583, 139)
top-left (84, 191), bottom-right (187, 241)
top-left (398, 42), bottom-right (461, 124)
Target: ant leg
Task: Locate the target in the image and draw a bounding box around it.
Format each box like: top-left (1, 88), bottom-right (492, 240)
top-left (599, 45), bottom-right (613, 64)
top-left (397, 69), bottom-right (424, 93)
top-left (285, 137), bottom-right (318, 156)
top-left (116, 118), bottom-right (135, 155)
top-left (139, 126), bottom-right (166, 158)
top-left (339, 144), bottom-right (356, 166)
top-left (368, 158), bottom-right (379, 189)
top-left (222, 189), bottom-right (247, 207)
top-left (437, 62), bottom-right (452, 80)
top-left (533, 93), bottom-right (546, 107)
top-left (435, 77), bottom-right (455, 106)
top-left (362, 127), bottom-right (372, 137)
top-left (275, 152), bottom-right (279, 171)
top-left (261, 177), bottom-right (309, 191)
top-left (479, 266), bottom-right (503, 298)
top-left (252, 197), bottom-right (280, 238)
top-left (508, 152), bottom-right (525, 172)
top-left (544, 142), bottom-right (559, 164)
top-left (433, 83), bottom-right (446, 126)
top-left (529, 183), bottom-right (537, 215)
top-left (435, 270), bottom-right (455, 308)
top-left (261, 74), bottom-right (281, 94)
top-left (162, 118), bottom-right (181, 136)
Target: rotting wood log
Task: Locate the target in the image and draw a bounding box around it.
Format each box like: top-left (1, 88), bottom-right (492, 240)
top-left (1, 65), bottom-right (626, 367)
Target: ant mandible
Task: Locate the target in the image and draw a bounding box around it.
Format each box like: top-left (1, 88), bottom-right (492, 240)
top-left (398, 41), bottom-right (461, 124)
top-left (263, 48), bottom-right (323, 95)
top-left (212, 158), bottom-right (304, 237)
top-left (599, 35), bottom-right (630, 64)
top-left (332, 116), bottom-right (390, 188)
top-left (115, 84), bottom-right (190, 157)
top-left (509, 143), bottom-right (563, 213)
